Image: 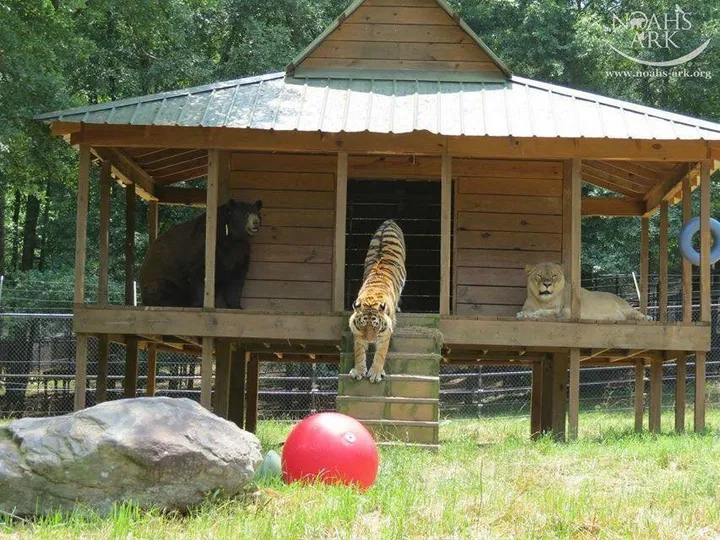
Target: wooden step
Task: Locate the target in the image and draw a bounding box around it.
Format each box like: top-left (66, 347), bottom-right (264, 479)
top-left (361, 419), bottom-right (439, 445)
top-left (339, 352), bottom-right (441, 376)
top-left (337, 395), bottom-right (439, 422)
top-left (338, 374), bottom-right (439, 398)
top-left (395, 313), bottom-right (440, 329)
top-left (340, 328), bottom-right (443, 355)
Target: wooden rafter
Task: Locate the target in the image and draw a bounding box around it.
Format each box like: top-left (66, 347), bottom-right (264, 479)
top-left (92, 147), bottom-right (157, 200)
top-left (643, 162), bottom-right (696, 214)
top-left (582, 171), bottom-right (643, 197)
top-left (581, 198), bottom-right (644, 216)
top-left (583, 161), bottom-right (658, 189)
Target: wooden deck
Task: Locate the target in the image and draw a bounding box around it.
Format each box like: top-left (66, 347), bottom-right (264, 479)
top-left (74, 306), bottom-right (710, 355)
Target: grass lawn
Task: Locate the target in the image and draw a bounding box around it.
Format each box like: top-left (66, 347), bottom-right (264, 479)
top-left (1, 410), bottom-right (719, 539)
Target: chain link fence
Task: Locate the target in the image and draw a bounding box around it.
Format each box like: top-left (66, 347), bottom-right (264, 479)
top-left (1, 275), bottom-right (719, 421)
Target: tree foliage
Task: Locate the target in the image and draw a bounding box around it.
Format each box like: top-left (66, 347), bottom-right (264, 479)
top-left (0, 0), bottom-right (718, 292)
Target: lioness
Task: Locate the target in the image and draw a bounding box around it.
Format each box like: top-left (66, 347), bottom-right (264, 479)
top-left (516, 262), bottom-right (652, 321)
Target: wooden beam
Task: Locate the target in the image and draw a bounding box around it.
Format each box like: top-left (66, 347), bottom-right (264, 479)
top-left (682, 177), bottom-right (693, 322)
top-left (675, 352), bottom-right (686, 433)
top-left (568, 348), bottom-right (580, 441)
top-left (440, 155), bottom-right (452, 315)
top-left (694, 351), bottom-right (706, 432)
top-left (659, 201), bottom-right (669, 323)
top-left (74, 145), bottom-right (91, 304)
top-left (228, 343), bottom-right (246, 428)
top-left (218, 151), bottom-right (231, 205)
top-left (584, 160), bottom-right (662, 185)
top-left (92, 147), bottom-right (156, 201)
top-left (96, 334), bottom-right (109, 404)
top-left (581, 198), bottom-right (645, 216)
top-left (214, 339), bottom-right (232, 418)
top-left (644, 162), bottom-right (694, 214)
top-left (155, 186), bottom-right (206, 206)
top-left (124, 336), bottom-right (139, 398)
top-left (98, 161), bottom-right (111, 305)
top-left (551, 352), bottom-right (568, 442)
top-left (609, 349), bottom-right (650, 363)
top-left (125, 183), bottom-right (136, 306)
top-left (563, 159), bottom-right (581, 318)
top-left (699, 161), bottom-right (711, 323)
top-left (204, 150), bottom-right (220, 308)
top-left (73, 123), bottom-right (713, 161)
top-left (246, 352), bottom-right (259, 433)
top-left (201, 337), bottom-right (214, 410)
top-left (439, 319), bottom-right (710, 351)
top-left (74, 307), bottom-right (346, 340)
top-left (530, 361), bottom-right (543, 439)
top-left (634, 359), bottom-right (644, 433)
top-left (333, 152), bottom-right (348, 312)
top-left (640, 217), bottom-right (649, 316)
top-left (74, 334), bottom-right (89, 411)
top-left (146, 343), bottom-right (157, 397)
top-left (648, 358), bottom-right (662, 433)
top-left (540, 355), bottom-right (553, 434)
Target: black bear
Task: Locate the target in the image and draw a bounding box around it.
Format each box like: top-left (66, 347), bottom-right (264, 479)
top-left (139, 199), bottom-right (262, 308)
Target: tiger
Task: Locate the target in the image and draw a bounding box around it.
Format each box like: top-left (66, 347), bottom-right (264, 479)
top-left (349, 219), bottom-right (407, 383)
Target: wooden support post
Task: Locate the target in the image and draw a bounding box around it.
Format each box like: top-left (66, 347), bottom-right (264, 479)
top-left (201, 337), bottom-right (214, 410)
top-left (648, 358), bottom-right (662, 433)
top-left (568, 348), bottom-right (580, 441)
top-left (540, 354), bottom-right (553, 434)
top-left (563, 159), bottom-right (582, 318)
top-left (333, 152), bottom-right (348, 312)
top-left (228, 343), bottom-right (246, 428)
top-left (74, 334), bottom-right (88, 411)
top-left (681, 177), bottom-right (692, 323)
top-left (699, 160), bottom-right (711, 323)
top-left (634, 360), bottom-right (644, 433)
top-left (440, 155), bottom-right (452, 315)
top-left (245, 352), bottom-right (259, 433)
top-left (530, 361), bottom-right (543, 439)
top-left (98, 161), bottom-right (111, 305)
top-left (73, 145), bottom-right (91, 411)
top-left (146, 344), bottom-right (157, 397)
top-left (123, 336), bottom-right (138, 398)
top-left (696, 160), bottom-right (711, 433)
top-left (205, 150), bottom-right (220, 309)
top-left (675, 352), bottom-right (686, 433)
top-left (124, 182), bottom-right (138, 397)
top-left (214, 340), bottom-right (232, 418)
top-left (124, 183), bottom-right (136, 305)
top-left (659, 201), bottom-right (669, 323)
top-left (551, 352), bottom-right (569, 442)
top-left (96, 161), bottom-right (111, 404)
top-left (640, 217), bottom-right (649, 316)
top-left (75, 145), bottom-right (90, 305)
top-left (694, 351), bottom-right (706, 432)
top-left (145, 201), bottom-right (159, 398)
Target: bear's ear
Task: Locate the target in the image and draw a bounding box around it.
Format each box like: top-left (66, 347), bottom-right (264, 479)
top-left (228, 198), bottom-right (237, 208)
top-left (254, 199), bottom-right (263, 211)
top-left (524, 264), bottom-right (535, 276)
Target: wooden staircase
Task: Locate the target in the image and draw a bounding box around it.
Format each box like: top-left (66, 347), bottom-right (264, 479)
top-left (337, 314), bottom-right (442, 449)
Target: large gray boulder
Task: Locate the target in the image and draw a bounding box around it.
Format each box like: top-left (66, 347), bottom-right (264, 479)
top-left (0, 397), bottom-right (262, 516)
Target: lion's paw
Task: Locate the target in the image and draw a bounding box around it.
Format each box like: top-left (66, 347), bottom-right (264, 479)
top-left (516, 311), bottom-right (528, 319)
top-left (642, 314), bottom-right (654, 321)
top-left (349, 367), bottom-right (367, 380)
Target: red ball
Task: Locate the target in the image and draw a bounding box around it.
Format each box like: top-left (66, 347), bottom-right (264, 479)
top-left (282, 412), bottom-right (379, 490)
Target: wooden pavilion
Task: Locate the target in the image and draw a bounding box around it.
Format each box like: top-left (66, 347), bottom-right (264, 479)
top-left (37, 0), bottom-right (719, 442)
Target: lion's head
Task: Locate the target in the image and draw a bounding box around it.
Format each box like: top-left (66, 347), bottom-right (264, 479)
top-left (525, 262), bottom-right (565, 303)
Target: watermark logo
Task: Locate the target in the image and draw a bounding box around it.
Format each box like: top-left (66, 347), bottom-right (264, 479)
top-left (607, 5), bottom-right (711, 67)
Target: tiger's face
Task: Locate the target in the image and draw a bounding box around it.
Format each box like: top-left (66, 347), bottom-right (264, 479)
top-left (349, 299), bottom-right (393, 340)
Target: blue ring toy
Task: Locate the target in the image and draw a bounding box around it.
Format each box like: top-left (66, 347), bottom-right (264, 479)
top-left (679, 216), bottom-right (720, 266)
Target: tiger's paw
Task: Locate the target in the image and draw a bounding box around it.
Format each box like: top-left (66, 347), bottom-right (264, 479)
top-left (367, 365), bottom-right (386, 383)
top-left (349, 367), bottom-right (367, 380)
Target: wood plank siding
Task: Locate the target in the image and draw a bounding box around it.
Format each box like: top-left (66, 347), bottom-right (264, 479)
top-left (297, 2), bottom-right (504, 77)
top-left (230, 154), bottom-right (335, 311)
top-left (454, 159), bottom-right (564, 316)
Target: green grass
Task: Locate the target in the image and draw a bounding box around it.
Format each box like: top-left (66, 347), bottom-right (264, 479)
top-left (1, 410), bottom-right (719, 539)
